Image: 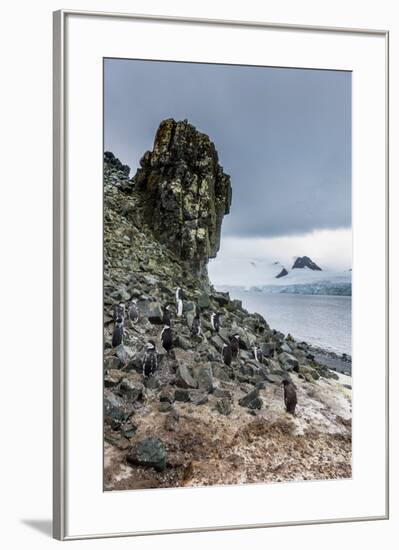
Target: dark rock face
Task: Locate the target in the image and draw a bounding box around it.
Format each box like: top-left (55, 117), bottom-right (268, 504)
top-left (132, 119), bottom-right (232, 279)
top-left (276, 267), bottom-right (288, 278)
top-left (104, 151), bottom-right (130, 177)
top-left (292, 256), bottom-right (322, 271)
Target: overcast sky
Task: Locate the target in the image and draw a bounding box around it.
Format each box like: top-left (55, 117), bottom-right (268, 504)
top-left (104, 58), bottom-right (352, 284)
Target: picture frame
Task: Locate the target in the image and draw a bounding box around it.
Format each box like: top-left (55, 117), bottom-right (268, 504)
top-left (53, 9), bottom-right (389, 541)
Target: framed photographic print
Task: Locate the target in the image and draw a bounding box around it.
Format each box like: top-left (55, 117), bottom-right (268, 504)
top-left (53, 9), bottom-right (389, 541)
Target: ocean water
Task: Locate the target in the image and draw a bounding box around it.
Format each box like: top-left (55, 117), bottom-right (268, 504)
top-left (227, 290), bottom-right (351, 355)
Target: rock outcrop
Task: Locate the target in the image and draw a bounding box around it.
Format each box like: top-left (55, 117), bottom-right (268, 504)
top-left (276, 267), bottom-right (288, 278)
top-left (130, 119), bottom-right (232, 281)
top-left (103, 134), bottom-right (352, 491)
top-left (292, 256), bottom-right (322, 271)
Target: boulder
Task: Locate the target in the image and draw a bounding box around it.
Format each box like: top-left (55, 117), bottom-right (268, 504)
top-left (216, 399), bottom-right (232, 416)
top-left (278, 352), bottom-right (299, 371)
top-left (176, 365), bottom-right (198, 389)
top-left (137, 300), bottom-right (164, 324)
top-left (238, 388), bottom-right (263, 410)
top-left (174, 388), bottom-right (191, 402)
top-left (197, 293), bottom-right (211, 309)
top-left (210, 334), bottom-right (226, 353)
top-left (104, 369), bottom-right (124, 387)
top-left (127, 437), bottom-right (167, 471)
top-left (194, 364), bottom-right (214, 393)
top-left (260, 342), bottom-right (276, 358)
top-left (281, 342), bottom-right (292, 354)
top-left (165, 409), bottom-right (179, 431)
top-left (119, 378), bottom-right (144, 402)
top-left (159, 386), bottom-right (175, 403)
top-left (159, 401), bottom-right (173, 413)
top-left (212, 292), bottom-right (230, 306)
top-left (104, 356), bottom-right (122, 371)
top-left (213, 388), bottom-right (232, 400)
top-left (104, 389), bottom-right (134, 422)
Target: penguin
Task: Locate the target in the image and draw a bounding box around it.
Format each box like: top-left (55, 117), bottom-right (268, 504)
top-left (191, 314), bottom-right (201, 337)
top-left (113, 302), bottom-right (126, 323)
top-left (176, 298), bottom-right (183, 318)
top-left (142, 340), bottom-right (158, 378)
top-left (175, 287), bottom-right (183, 317)
top-left (253, 343), bottom-right (263, 363)
top-left (282, 379), bottom-right (297, 415)
top-left (128, 300), bottom-right (139, 324)
top-left (221, 343), bottom-right (232, 367)
top-left (112, 320), bottom-right (124, 348)
top-left (161, 325), bottom-right (173, 354)
top-left (211, 312), bottom-right (221, 333)
top-left (230, 334), bottom-right (240, 358)
top-left (162, 304), bottom-right (172, 327)
top-left (175, 287), bottom-right (183, 301)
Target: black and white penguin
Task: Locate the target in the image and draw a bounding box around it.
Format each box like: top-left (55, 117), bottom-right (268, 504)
top-left (253, 343), bottom-right (263, 363)
top-left (162, 304), bottom-right (172, 327)
top-left (142, 340), bottom-right (158, 378)
top-left (161, 325), bottom-right (173, 354)
top-left (175, 287), bottom-right (183, 318)
top-left (221, 343), bottom-right (232, 367)
top-left (128, 300), bottom-right (139, 324)
top-left (112, 320), bottom-right (124, 348)
top-left (113, 302), bottom-right (126, 323)
top-left (230, 334), bottom-right (240, 358)
top-left (191, 315), bottom-right (201, 338)
top-left (210, 312), bottom-right (221, 333)
top-left (282, 379), bottom-right (297, 415)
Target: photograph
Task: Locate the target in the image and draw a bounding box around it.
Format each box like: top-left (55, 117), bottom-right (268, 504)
top-left (103, 58), bottom-right (352, 491)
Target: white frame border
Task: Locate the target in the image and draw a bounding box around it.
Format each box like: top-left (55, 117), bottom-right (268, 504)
top-left (53, 9), bottom-right (390, 541)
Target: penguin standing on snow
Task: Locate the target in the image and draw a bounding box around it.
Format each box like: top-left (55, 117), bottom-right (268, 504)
top-left (191, 304), bottom-right (202, 338)
top-left (230, 334), bottom-right (240, 358)
top-left (253, 343), bottom-right (263, 363)
top-left (128, 300), bottom-right (139, 325)
top-left (221, 343), bottom-right (232, 367)
top-left (282, 379), bottom-right (297, 415)
top-left (161, 325), bottom-right (173, 354)
top-left (112, 319), bottom-right (124, 348)
top-left (211, 312), bottom-right (221, 333)
top-left (142, 340), bottom-right (158, 378)
top-left (175, 287), bottom-right (183, 317)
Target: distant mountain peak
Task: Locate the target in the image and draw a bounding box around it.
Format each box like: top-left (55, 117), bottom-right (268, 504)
top-left (276, 267), bottom-right (288, 278)
top-left (292, 256), bottom-right (322, 271)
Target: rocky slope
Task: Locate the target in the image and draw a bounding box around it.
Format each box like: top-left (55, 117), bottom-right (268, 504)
top-left (103, 120), bottom-right (352, 490)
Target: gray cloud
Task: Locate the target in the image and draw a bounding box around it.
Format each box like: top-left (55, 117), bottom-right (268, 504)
top-left (104, 59), bottom-right (351, 238)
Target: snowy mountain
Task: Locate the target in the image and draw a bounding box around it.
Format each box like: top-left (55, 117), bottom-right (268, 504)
top-left (258, 266), bottom-right (351, 295)
top-left (211, 256), bottom-right (351, 296)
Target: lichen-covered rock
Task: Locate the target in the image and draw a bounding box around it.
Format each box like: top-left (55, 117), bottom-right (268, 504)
top-left (132, 119), bottom-right (232, 279)
top-left (127, 437), bottom-right (167, 471)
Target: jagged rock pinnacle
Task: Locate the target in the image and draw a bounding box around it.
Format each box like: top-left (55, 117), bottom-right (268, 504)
top-left (132, 119), bottom-right (232, 280)
top-left (292, 256), bottom-right (322, 271)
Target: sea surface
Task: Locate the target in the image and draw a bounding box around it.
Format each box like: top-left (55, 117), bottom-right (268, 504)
top-left (225, 290), bottom-right (352, 355)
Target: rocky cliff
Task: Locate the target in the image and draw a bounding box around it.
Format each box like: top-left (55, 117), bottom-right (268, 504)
top-left (128, 119), bottom-right (232, 281)
top-left (103, 121), bottom-right (351, 490)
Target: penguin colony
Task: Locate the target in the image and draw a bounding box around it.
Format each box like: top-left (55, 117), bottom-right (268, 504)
top-left (110, 288), bottom-right (297, 412)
